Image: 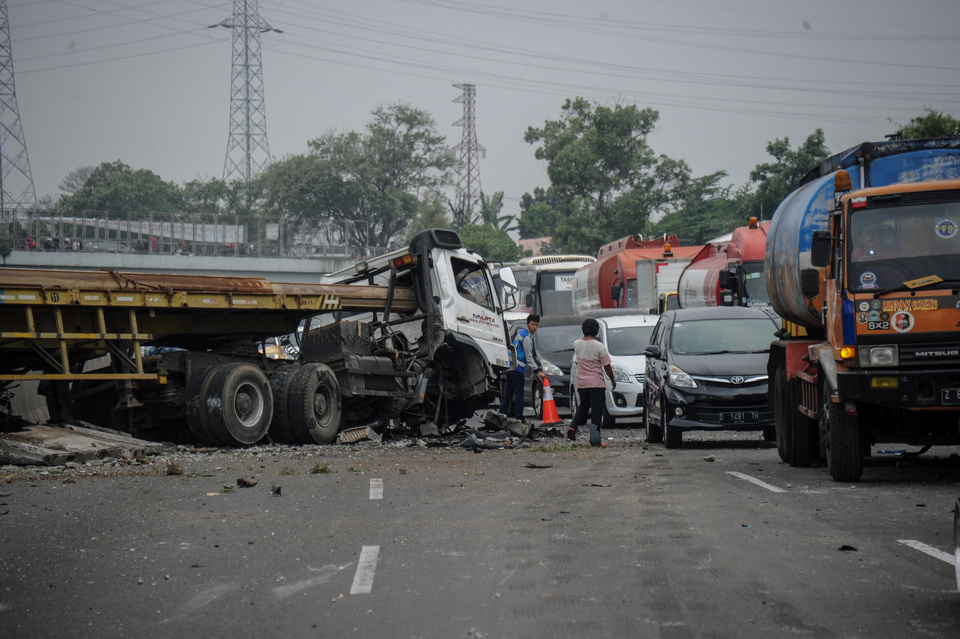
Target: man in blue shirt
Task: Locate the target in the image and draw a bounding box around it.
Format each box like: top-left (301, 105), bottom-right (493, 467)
top-left (499, 314), bottom-right (544, 421)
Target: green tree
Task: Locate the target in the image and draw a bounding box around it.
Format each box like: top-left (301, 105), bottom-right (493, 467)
top-left (654, 171), bottom-right (737, 244)
top-left (306, 103), bottom-right (456, 247)
top-left (182, 177), bottom-right (230, 216)
top-left (748, 129), bottom-right (829, 220)
top-left (524, 97), bottom-right (689, 253)
top-left (459, 223), bottom-right (522, 262)
top-left (896, 108), bottom-right (960, 139)
top-left (478, 191), bottom-right (516, 232)
top-left (405, 189), bottom-right (452, 243)
top-left (517, 187), bottom-right (561, 239)
top-left (58, 160), bottom-right (183, 213)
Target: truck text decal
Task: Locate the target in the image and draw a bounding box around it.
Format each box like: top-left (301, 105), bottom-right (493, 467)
top-left (881, 299), bottom-right (939, 312)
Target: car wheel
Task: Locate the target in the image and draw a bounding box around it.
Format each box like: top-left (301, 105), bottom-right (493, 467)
top-left (643, 386), bottom-right (662, 444)
top-left (662, 394), bottom-right (681, 449)
top-left (532, 382), bottom-right (544, 419)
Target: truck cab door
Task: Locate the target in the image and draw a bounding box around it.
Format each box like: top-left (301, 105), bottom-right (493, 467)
top-left (438, 253), bottom-right (512, 369)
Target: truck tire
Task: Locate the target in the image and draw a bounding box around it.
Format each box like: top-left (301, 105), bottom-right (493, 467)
top-left (269, 364), bottom-right (301, 444)
top-left (206, 364), bottom-right (273, 446)
top-left (788, 376), bottom-right (817, 468)
top-left (287, 363), bottom-right (342, 445)
top-left (662, 394), bottom-right (681, 449)
top-left (822, 378), bottom-right (864, 482)
top-left (184, 365), bottom-right (223, 446)
top-left (772, 367), bottom-right (791, 463)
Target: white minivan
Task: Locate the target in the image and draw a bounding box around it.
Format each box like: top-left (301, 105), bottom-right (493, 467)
top-left (569, 313), bottom-right (659, 427)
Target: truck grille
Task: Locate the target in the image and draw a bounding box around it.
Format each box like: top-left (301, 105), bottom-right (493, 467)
top-left (899, 342), bottom-right (960, 366)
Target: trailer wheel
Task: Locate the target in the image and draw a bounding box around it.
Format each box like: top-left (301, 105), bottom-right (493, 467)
top-left (287, 363), bottom-right (342, 444)
top-left (184, 366), bottom-right (223, 446)
top-left (772, 368), bottom-right (791, 462)
top-left (206, 364), bottom-right (273, 446)
top-left (269, 364), bottom-right (301, 443)
top-left (822, 378), bottom-right (864, 482)
top-left (662, 394), bottom-right (681, 449)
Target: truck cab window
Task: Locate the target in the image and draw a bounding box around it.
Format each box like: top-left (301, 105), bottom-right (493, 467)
top-left (453, 258), bottom-right (494, 310)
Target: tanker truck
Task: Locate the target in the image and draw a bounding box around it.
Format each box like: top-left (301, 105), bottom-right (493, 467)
top-left (0, 229), bottom-right (514, 447)
top-left (677, 217), bottom-right (771, 309)
top-left (765, 138), bottom-right (960, 481)
top-left (571, 234), bottom-right (701, 313)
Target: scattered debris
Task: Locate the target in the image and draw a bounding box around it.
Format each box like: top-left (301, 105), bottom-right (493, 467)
top-left (703, 456), bottom-right (715, 462)
top-left (166, 462), bottom-right (184, 476)
top-left (271, 485), bottom-right (282, 496)
top-left (0, 423), bottom-right (163, 466)
top-left (236, 477), bottom-right (258, 488)
top-left (839, 545), bottom-right (858, 552)
top-left (524, 463), bottom-right (552, 469)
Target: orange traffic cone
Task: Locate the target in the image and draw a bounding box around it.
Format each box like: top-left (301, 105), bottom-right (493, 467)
top-left (540, 378), bottom-right (563, 427)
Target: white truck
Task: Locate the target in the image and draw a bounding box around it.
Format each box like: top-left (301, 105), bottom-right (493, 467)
top-left (0, 229), bottom-right (515, 446)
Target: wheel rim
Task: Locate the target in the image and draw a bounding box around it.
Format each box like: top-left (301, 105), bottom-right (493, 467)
top-left (234, 381), bottom-right (265, 427)
top-left (313, 391), bottom-right (329, 419)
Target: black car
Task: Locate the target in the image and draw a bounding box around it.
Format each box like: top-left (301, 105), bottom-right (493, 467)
top-left (642, 306), bottom-right (780, 448)
top-left (510, 315), bottom-right (585, 418)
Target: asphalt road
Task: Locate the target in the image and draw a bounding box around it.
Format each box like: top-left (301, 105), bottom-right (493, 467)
top-left (1, 419), bottom-right (958, 639)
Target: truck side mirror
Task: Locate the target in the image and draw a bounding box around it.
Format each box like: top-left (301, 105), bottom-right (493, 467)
top-left (610, 284), bottom-right (622, 303)
top-left (810, 231), bottom-right (832, 267)
top-left (718, 269), bottom-right (730, 289)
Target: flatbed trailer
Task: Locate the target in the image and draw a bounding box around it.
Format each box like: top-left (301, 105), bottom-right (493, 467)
top-left (0, 229), bottom-right (513, 448)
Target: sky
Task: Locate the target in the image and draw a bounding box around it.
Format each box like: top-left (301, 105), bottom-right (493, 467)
top-left (6, 0), bottom-right (960, 221)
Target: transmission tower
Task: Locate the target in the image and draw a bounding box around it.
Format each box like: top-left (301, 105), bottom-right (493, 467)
top-left (452, 83), bottom-right (485, 219)
top-left (0, 0), bottom-right (37, 212)
top-left (211, 0), bottom-right (281, 183)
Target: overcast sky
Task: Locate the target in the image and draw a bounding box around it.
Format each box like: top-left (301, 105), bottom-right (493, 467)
top-left (8, 0), bottom-right (960, 220)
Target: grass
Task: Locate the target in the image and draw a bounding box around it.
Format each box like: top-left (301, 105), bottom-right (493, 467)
top-left (309, 462), bottom-right (335, 475)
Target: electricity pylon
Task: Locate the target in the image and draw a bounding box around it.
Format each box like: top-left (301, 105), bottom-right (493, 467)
top-left (211, 0), bottom-right (281, 183)
top-left (0, 0), bottom-right (37, 212)
top-left (453, 83), bottom-right (485, 221)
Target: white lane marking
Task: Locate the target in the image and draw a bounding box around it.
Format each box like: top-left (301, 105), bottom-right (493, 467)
top-left (898, 539), bottom-right (956, 566)
top-left (350, 546), bottom-right (380, 595)
top-left (726, 471), bottom-right (787, 493)
top-left (370, 478), bottom-right (383, 500)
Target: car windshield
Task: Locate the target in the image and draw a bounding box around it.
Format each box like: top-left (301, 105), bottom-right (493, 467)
top-left (606, 325), bottom-right (655, 356)
top-left (670, 318), bottom-right (777, 355)
top-left (535, 324), bottom-right (584, 355)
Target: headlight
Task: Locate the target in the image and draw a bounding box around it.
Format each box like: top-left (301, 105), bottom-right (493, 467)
top-left (611, 365), bottom-right (633, 383)
top-left (541, 359), bottom-right (563, 376)
top-left (668, 364), bottom-right (697, 389)
top-left (857, 345), bottom-right (898, 368)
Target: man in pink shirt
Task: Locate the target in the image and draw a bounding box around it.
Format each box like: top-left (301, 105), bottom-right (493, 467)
top-left (567, 318), bottom-right (617, 447)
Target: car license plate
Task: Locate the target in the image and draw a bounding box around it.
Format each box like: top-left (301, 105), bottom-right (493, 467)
top-left (942, 388), bottom-right (960, 406)
top-left (718, 411), bottom-right (759, 424)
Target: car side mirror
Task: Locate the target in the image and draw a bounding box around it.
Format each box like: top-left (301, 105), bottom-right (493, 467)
top-left (644, 345), bottom-right (661, 359)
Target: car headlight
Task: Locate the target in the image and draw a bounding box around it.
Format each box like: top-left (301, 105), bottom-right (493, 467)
top-left (857, 345), bottom-right (898, 368)
top-left (541, 359), bottom-right (563, 376)
top-left (611, 365), bottom-right (633, 383)
top-left (668, 364), bottom-right (697, 389)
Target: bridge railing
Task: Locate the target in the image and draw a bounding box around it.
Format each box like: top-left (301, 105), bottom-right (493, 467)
top-left (0, 210), bottom-right (390, 259)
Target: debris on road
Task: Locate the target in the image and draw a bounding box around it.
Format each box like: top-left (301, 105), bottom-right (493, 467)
top-left (0, 422), bottom-right (164, 466)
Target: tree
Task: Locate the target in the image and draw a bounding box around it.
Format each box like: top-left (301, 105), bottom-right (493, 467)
top-left (58, 166), bottom-right (95, 195)
top-left (306, 103), bottom-right (456, 247)
top-left (517, 187), bottom-right (561, 240)
top-left (748, 129), bottom-right (829, 220)
top-left (654, 171), bottom-right (737, 244)
top-left (405, 189), bottom-right (452, 243)
top-left (459, 223), bottom-right (522, 262)
top-left (524, 97), bottom-right (689, 253)
top-left (478, 191), bottom-right (516, 232)
top-left (896, 109), bottom-right (960, 139)
top-left (58, 160), bottom-right (183, 214)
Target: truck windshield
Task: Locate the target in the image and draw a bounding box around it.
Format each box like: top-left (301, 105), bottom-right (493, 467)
top-left (538, 271), bottom-right (578, 315)
top-left (848, 202), bottom-right (960, 292)
top-left (740, 262), bottom-right (770, 307)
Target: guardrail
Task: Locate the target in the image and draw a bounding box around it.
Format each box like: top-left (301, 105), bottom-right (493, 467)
top-left (0, 209), bottom-right (390, 260)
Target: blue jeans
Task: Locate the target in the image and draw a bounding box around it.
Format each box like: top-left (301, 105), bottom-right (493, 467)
top-left (498, 370), bottom-right (526, 420)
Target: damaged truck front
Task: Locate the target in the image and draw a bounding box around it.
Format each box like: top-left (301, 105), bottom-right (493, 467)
top-left (0, 229), bottom-right (515, 447)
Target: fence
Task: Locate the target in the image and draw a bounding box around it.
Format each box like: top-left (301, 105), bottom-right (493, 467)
top-left (0, 210), bottom-right (388, 259)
